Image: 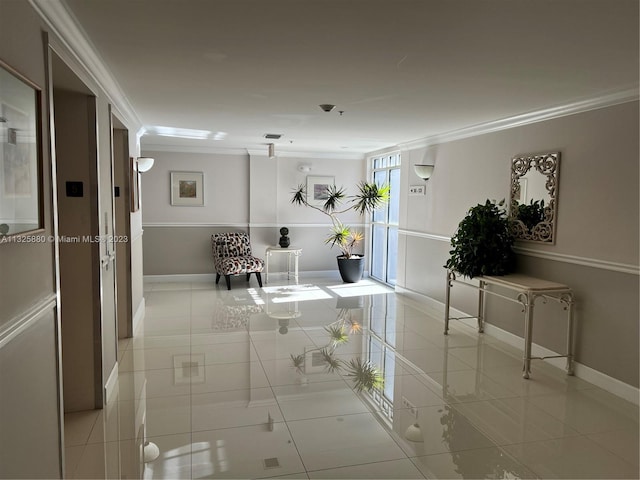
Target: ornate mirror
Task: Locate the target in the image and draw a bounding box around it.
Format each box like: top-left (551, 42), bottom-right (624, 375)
top-left (509, 151), bottom-right (560, 244)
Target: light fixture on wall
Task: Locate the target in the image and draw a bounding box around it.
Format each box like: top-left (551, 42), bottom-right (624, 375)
top-left (414, 164), bottom-right (434, 181)
top-left (268, 143), bottom-right (276, 159)
top-left (143, 441), bottom-right (160, 462)
top-left (297, 164), bottom-right (312, 173)
top-left (404, 422), bottom-right (424, 442)
top-left (137, 157), bottom-right (155, 172)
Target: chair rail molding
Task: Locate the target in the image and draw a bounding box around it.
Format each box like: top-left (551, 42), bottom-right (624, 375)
top-left (399, 229), bottom-right (640, 275)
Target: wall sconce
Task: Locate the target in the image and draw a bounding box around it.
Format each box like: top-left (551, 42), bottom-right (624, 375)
top-left (137, 157), bottom-right (155, 172)
top-left (414, 164), bottom-right (434, 181)
top-left (268, 143), bottom-right (276, 159)
top-left (404, 422), bottom-right (424, 442)
top-left (297, 164), bottom-right (312, 173)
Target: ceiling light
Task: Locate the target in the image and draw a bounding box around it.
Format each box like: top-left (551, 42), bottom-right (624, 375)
top-left (264, 133), bottom-right (282, 139)
top-left (319, 104), bottom-right (336, 113)
top-left (414, 164), bottom-right (434, 180)
top-left (149, 126), bottom-right (212, 139)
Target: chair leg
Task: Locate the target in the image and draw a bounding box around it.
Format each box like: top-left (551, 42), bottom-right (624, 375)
top-left (215, 273), bottom-right (221, 284)
top-left (255, 272), bottom-right (263, 288)
top-left (225, 275), bottom-right (231, 290)
top-left (246, 273), bottom-right (251, 281)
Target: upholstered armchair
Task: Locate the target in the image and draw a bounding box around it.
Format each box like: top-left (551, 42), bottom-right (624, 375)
top-left (211, 233), bottom-right (264, 290)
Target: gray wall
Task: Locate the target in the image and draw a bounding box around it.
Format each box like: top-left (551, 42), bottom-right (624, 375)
top-left (141, 150), bottom-right (367, 276)
top-left (0, 2), bottom-right (61, 477)
top-left (397, 101), bottom-right (639, 387)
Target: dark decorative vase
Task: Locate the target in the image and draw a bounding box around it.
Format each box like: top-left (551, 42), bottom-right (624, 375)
top-left (279, 227), bottom-right (290, 248)
top-left (337, 255), bottom-right (364, 283)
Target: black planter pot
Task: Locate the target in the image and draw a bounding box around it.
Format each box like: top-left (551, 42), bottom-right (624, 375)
top-left (337, 255), bottom-right (365, 283)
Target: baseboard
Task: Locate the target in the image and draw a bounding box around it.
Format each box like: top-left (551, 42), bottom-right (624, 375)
top-left (104, 362), bottom-right (119, 405)
top-left (143, 271), bottom-right (340, 283)
top-left (132, 297), bottom-right (145, 335)
top-left (144, 273), bottom-right (217, 283)
top-left (395, 285), bottom-right (640, 405)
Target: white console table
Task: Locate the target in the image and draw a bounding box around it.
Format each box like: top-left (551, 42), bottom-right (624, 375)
top-left (264, 246), bottom-right (302, 284)
top-left (444, 271), bottom-right (575, 379)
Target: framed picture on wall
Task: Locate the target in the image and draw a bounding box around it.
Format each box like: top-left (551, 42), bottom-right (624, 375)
top-left (304, 346), bottom-right (328, 374)
top-left (306, 175), bottom-right (334, 206)
top-left (0, 59), bottom-right (44, 237)
top-left (170, 171), bottom-right (204, 206)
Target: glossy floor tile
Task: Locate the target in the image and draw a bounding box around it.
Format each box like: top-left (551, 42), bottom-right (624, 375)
top-left (64, 275), bottom-right (640, 479)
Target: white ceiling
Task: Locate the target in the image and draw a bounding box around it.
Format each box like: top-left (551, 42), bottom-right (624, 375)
top-left (61, 0), bottom-right (638, 157)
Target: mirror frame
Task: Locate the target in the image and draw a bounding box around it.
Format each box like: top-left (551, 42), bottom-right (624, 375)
top-left (0, 58), bottom-right (44, 239)
top-left (509, 151), bottom-right (560, 244)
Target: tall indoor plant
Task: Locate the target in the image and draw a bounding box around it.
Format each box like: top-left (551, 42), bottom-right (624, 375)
top-left (291, 182), bottom-right (390, 282)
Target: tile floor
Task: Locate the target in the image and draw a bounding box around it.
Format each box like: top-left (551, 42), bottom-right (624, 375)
top-left (64, 274), bottom-right (639, 479)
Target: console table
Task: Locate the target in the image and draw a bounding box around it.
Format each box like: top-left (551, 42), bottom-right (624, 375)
top-left (444, 271), bottom-right (575, 379)
top-left (264, 246), bottom-right (302, 284)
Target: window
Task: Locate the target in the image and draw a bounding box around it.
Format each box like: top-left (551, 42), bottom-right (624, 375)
top-left (370, 153), bottom-right (400, 285)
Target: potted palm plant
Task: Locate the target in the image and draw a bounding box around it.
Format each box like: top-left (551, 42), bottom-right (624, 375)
top-left (291, 181), bottom-right (390, 282)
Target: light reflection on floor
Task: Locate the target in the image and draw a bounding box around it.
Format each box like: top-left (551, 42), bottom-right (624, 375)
top-left (64, 274), bottom-right (639, 479)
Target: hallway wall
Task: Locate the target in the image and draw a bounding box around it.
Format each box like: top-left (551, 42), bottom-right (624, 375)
top-left (393, 101), bottom-right (639, 390)
top-left (0, 1), bottom-right (144, 477)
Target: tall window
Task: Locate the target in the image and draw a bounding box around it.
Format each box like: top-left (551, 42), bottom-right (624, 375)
top-left (370, 153), bottom-right (400, 285)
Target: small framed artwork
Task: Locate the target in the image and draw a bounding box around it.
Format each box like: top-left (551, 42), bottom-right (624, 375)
top-left (306, 175), bottom-right (334, 206)
top-left (0, 59), bottom-right (44, 237)
top-left (173, 354), bottom-right (205, 385)
top-left (171, 171), bottom-right (204, 206)
top-left (304, 346), bottom-right (327, 374)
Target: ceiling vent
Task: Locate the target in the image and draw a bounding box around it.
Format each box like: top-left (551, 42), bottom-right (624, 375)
top-left (264, 133), bottom-right (282, 139)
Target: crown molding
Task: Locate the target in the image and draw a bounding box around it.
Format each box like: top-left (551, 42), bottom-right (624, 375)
top-left (142, 143), bottom-right (249, 156)
top-left (396, 87), bottom-right (640, 152)
top-left (29, 0), bottom-right (142, 129)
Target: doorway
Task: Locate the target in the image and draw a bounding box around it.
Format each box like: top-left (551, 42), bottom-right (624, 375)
top-left (110, 114), bottom-right (133, 341)
top-left (51, 52), bottom-right (104, 411)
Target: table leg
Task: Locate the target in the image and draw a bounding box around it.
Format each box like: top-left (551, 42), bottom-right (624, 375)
top-left (523, 293), bottom-right (534, 379)
top-left (265, 252), bottom-right (270, 284)
top-left (564, 293), bottom-right (575, 375)
top-left (478, 280), bottom-right (485, 333)
top-left (286, 252), bottom-right (291, 280)
top-left (294, 253), bottom-right (299, 284)
top-left (444, 271), bottom-right (453, 335)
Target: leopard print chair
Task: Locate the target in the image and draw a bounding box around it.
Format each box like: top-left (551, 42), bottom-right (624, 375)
top-left (211, 233), bottom-right (264, 290)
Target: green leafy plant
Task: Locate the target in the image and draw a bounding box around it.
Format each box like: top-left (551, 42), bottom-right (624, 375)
top-left (445, 199), bottom-right (515, 278)
top-left (291, 182), bottom-right (390, 259)
top-left (516, 199), bottom-right (545, 231)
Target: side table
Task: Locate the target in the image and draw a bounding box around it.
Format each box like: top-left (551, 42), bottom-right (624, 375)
top-left (264, 246), bottom-right (302, 284)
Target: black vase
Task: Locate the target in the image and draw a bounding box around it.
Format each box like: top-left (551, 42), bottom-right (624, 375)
top-left (336, 255), bottom-right (364, 283)
top-left (279, 236), bottom-right (290, 248)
